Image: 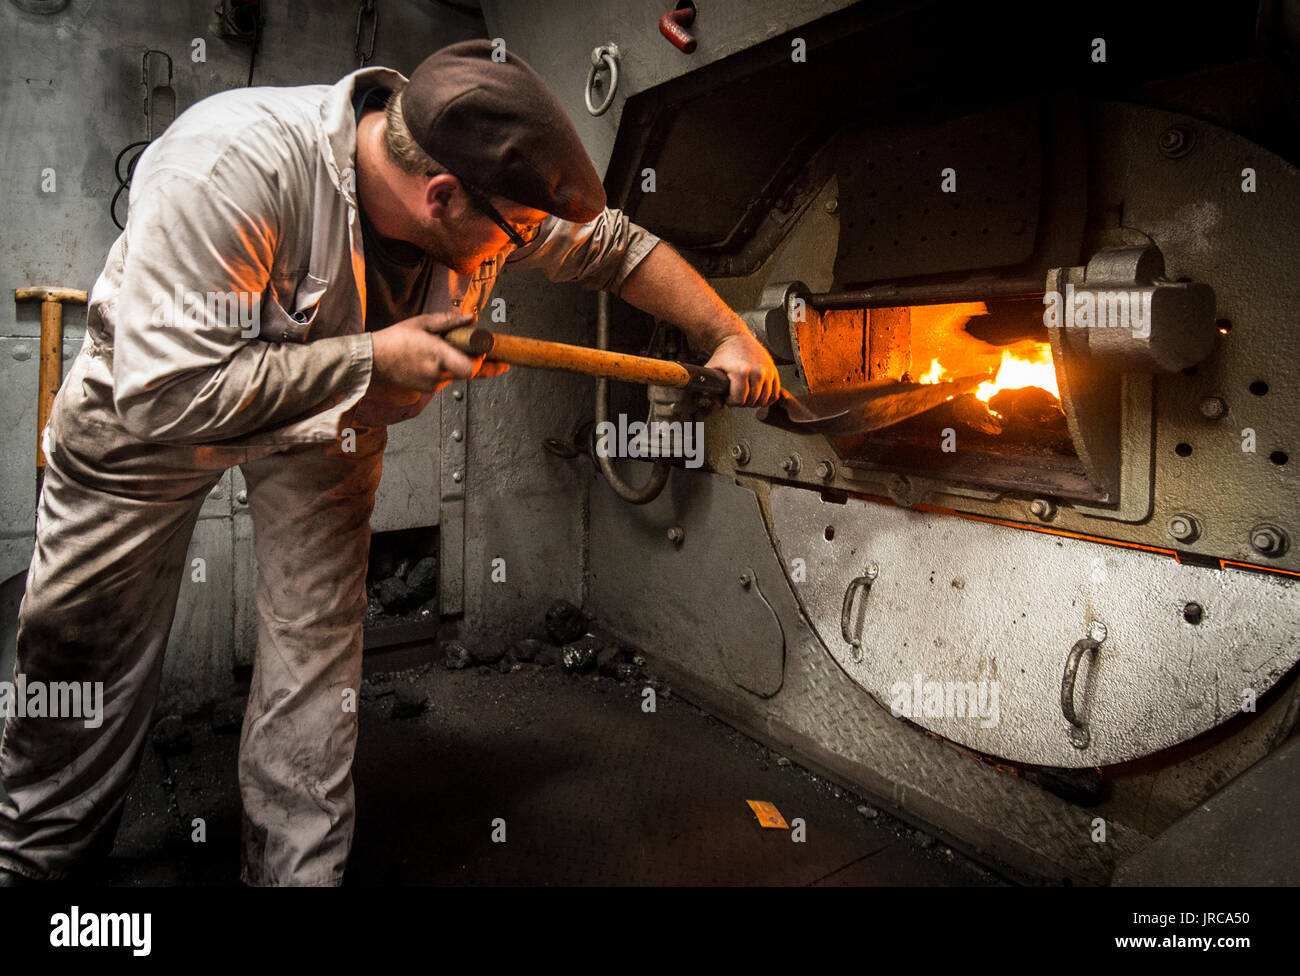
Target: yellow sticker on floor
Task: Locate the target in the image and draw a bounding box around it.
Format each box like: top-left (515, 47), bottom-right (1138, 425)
top-left (746, 800), bottom-right (789, 829)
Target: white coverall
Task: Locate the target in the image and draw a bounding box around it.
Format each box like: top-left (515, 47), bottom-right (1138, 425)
top-left (0, 67), bottom-right (659, 885)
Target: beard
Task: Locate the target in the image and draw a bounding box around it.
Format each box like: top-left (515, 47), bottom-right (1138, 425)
top-left (413, 212), bottom-right (484, 277)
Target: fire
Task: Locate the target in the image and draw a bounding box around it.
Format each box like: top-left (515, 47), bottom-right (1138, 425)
top-left (918, 358), bottom-right (946, 385)
top-left (919, 341), bottom-right (1059, 403)
top-left (974, 345), bottom-right (1060, 402)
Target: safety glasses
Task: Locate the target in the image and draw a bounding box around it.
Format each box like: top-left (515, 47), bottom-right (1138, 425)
top-left (440, 173), bottom-right (540, 249)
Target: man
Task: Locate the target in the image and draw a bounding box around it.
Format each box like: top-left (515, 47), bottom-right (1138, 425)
top-left (0, 40), bottom-right (778, 886)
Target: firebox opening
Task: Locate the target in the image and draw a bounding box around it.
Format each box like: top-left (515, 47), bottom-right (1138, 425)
top-left (796, 299), bottom-right (1103, 500)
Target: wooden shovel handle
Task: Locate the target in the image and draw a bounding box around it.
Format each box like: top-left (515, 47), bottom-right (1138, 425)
top-left (442, 326), bottom-right (731, 397)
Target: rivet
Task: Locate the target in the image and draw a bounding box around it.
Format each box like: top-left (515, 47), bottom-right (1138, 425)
top-left (1029, 498), bottom-right (1057, 521)
top-left (1199, 396), bottom-right (1227, 420)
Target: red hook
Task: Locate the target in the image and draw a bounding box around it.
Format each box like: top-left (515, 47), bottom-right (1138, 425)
top-left (659, 3), bottom-right (697, 54)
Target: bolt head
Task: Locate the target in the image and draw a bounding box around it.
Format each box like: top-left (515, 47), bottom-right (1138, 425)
top-left (1167, 514), bottom-right (1199, 542)
top-left (824, 198), bottom-right (839, 214)
top-left (816, 460), bottom-right (834, 480)
top-left (781, 455), bottom-right (800, 474)
top-left (1159, 125), bottom-right (1194, 158)
top-left (1088, 621), bottom-right (1108, 644)
top-left (1250, 524), bottom-right (1287, 557)
top-left (730, 442), bottom-right (750, 465)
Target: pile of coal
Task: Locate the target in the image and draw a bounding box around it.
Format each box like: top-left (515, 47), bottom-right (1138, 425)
top-left (544, 599), bottom-right (586, 644)
top-left (366, 554), bottom-right (439, 625)
top-left (950, 394), bottom-right (1003, 435)
top-left (988, 387), bottom-right (1065, 430)
top-left (560, 630), bottom-right (641, 679)
top-left (441, 640), bottom-right (473, 670)
top-left (438, 600), bottom-right (645, 681)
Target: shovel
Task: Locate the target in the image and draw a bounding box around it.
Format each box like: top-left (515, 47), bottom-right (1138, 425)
top-left (441, 326), bottom-right (983, 435)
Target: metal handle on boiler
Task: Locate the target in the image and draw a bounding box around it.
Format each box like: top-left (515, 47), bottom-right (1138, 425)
top-left (1061, 637), bottom-right (1101, 749)
top-left (840, 566), bottom-right (877, 663)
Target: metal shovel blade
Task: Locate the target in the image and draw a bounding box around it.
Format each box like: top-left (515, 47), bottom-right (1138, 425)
top-left (757, 375), bottom-right (985, 435)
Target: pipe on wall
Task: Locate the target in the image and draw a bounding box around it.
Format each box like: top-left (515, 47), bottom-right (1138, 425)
top-left (594, 290), bottom-right (670, 504)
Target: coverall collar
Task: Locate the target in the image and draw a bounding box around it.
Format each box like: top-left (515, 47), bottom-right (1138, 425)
top-left (318, 66), bottom-right (410, 203)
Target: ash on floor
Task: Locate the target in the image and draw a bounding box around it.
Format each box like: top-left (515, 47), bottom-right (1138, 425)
top-left (96, 606), bottom-right (1004, 886)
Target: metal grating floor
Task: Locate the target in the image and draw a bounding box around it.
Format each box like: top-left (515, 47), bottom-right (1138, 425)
top-left (95, 651), bottom-right (1002, 886)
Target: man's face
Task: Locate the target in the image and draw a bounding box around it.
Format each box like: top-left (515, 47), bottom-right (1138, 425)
top-left (414, 177), bottom-right (548, 276)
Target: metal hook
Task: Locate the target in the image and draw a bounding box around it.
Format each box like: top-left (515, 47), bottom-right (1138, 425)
top-left (355, 0), bottom-right (378, 68)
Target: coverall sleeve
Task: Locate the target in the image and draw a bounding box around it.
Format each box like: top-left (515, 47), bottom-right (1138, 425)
top-left (112, 165), bottom-right (373, 445)
top-left (502, 207), bottom-right (660, 293)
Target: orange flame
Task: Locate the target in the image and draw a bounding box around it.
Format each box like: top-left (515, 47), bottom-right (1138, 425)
top-left (974, 344), bottom-right (1060, 402)
top-left (920, 342), bottom-right (1059, 403)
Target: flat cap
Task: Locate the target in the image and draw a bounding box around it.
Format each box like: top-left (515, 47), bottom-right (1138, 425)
top-left (400, 39), bottom-right (606, 222)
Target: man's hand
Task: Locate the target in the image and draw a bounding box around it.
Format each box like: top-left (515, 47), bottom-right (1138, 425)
top-left (370, 312), bottom-right (510, 395)
top-left (617, 243), bottom-right (780, 407)
top-left (704, 330), bottom-right (781, 407)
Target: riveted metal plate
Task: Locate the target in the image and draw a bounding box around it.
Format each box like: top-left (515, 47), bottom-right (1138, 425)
top-left (834, 103), bottom-right (1041, 285)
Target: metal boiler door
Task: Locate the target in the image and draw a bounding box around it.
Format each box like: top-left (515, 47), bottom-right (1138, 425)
top-left (769, 484), bottom-right (1300, 767)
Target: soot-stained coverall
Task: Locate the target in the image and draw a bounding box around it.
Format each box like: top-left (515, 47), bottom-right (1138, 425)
top-left (0, 66), bottom-right (659, 885)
